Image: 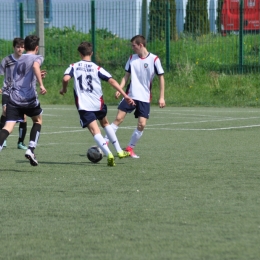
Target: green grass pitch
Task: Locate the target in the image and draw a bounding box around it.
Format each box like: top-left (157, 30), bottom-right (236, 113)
top-left (0, 105), bottom-right (260, 260)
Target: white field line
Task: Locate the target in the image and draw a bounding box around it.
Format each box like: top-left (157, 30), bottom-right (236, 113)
top-left (144, 125), bottom-right (260, 131)
top-left (8, 113), bottom-right (260, 138)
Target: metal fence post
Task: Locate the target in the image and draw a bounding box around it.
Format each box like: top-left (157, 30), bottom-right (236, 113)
top-left (91, 0), bottom-right (96, 63)
top-left (142, 0), bottom-right (147, 38)
top-left (19, 3), bottom-right (24, 38)
top-left (166, 0), bottom-right (170, 71)
top-left (239, 0), bottom-right (244, 74)
top-left (36, 0), bottom-right (45, 57)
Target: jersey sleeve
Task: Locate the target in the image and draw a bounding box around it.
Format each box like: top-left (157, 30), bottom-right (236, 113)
top-left (125, 56), bottom-right (132, 73)
top-left (34, 55), bottom-right (44, 66)
top-left (64, 65), bottom-right (74, 78)
top-left (0, 59), bottom-right (5, 75)
top-left (154, 57), bottom-right (164, 75)
top-left (97, 67), bottom-right (112, 81)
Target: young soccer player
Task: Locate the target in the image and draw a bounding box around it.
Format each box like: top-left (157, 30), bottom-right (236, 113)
top-left (0, 35), bottom-right (47, 166)
top-left (60, 41), bottom-right (136, 167)
top-left (0, 38), bottom-right (28, 149)
top-left (104, 35), bottom-right (166, 158)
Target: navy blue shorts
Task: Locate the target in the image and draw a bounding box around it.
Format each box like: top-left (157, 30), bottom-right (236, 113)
top-left (6, 103), bottom-right (43, 122)
top-left (118, 98), bottom-right (150, 119)
top-left (78, 104), bottom-right (107, 128)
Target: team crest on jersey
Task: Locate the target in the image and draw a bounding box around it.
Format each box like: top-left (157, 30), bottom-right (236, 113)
top-left (144, 63), bottom-right (148, 68)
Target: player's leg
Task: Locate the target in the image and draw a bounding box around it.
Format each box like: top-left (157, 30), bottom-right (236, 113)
top-left (125, 101), bottom-right (149, 158)
top-left (25, 112), bottom-right (42, 166)
top-left (99, 116), bottom-right (130, 159)
top-left (0, 121), bottom-right (16, 151)
top-left (80, 109), bottom-right (115, 166)
top-left (87, 120), bottom-right (115, 166)
top-left (1, 95), bottom-right (8, 147)
top-left (104, 97), bottom-right (135, 144)
top-left (104, 109), bottom-right (127, 144)
top-left (17, 114), bottom-right (27, 150)
top-left (125, 116), bottom-right (146, 158)
top-left (1, 102), bottom-right (23, 151)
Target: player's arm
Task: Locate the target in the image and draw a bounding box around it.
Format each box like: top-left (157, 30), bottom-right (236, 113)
top-left (60, 75), bottom-right (71, 95)
top-left (108, 77), bottom-right (135, 106)
top-left (158, 74), bottom-right (165, 108)
top-left (115, 72), bottom-right (130, 99)
top-left (33, 61), bottom-right (47, 95)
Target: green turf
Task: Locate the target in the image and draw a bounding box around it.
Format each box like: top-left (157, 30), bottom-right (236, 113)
top-left (0, 106), bottom-right (260, 260)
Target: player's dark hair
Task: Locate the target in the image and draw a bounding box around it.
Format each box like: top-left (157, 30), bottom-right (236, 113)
top-left (13, 37), bottom-right (24, 48)
top-left (24, 35), bottom-right (40, 51)
top-left (78, 42), bottom-right (93, 56)
top-left (131, 35), bottom-right (146, 47)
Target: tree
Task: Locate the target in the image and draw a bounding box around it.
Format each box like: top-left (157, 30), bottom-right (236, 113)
top-left (216, 0), bottom-right (224, 33)
top-left (184, 0), bottom-right (210, 35)
top-left (148, 0), bottom-right (177, 41)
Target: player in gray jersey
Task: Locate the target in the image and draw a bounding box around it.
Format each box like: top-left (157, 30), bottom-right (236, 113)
top-left (0, 38), bottom-right (28, 149)
top-left (0, 35), bottom-right (47, 166)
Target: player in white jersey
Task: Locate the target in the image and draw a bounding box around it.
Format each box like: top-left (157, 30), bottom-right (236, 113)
top-left (60, 41), bottom-right (135, 166)
top-left (0, 38), bottom-right (28, 150)
top-left (0, 35), bottom-right (47, 166)
top-left (104, 35), bottom-right (166, 158)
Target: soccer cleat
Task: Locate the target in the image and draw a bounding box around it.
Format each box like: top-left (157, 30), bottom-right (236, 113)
top-left (125, 146), bottom-right (140, 158)
top-left (18, 142), bottom-right (27, 150)
top-left (3, 140), bottom-right (7, 147)
top-left (117, 150), bottom-right (130, 159)
top-left (107, 153), bottom-right (116, 166)
top-left (25, 149), bottom-right (38, 166)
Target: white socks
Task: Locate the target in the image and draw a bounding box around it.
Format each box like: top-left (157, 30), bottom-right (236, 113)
top-left (104, 123), bottom-right (118, 143)
top-left (104, 125), bottom-right (122, 153)
top-left (128, 129), bottom-right (143, 148)
top-left (93, 133), bottom-right (111, 156)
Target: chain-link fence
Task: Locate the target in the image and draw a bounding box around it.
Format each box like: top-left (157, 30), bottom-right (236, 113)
top-left (0, 0), bottom-right (260, 73)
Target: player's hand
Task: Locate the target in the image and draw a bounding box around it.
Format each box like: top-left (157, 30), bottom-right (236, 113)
top-left (0, 89), bottom-right (2, 95)
top-left (125, 96), bottom-right (135, 106)
top-left (115, 91), bottom-right (121, 99)
top-left (41, 70), bottom-right (47, 78)
top-left (39, 85), bottom-right (47, 95)
top-left (158, 98), bottom-right (165, 108)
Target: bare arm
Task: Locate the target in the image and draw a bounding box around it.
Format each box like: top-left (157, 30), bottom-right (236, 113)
top-left (108, 77), bottom-right (135, 106)
top-left (33, 62), bottom-right (47, 95)
top-left (60, 75), bottom-right (71, 95)
top-left (158, 74), bottom-right (165, 108)
top-left (115, 72), bottom-right (130, 99)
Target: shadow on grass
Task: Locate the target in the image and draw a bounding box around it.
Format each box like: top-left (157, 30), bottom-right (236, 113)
top-left (15, 160), bottom-right (98, 166)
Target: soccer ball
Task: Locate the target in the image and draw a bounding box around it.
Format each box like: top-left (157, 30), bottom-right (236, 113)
top-left (87, 146), bottom-right (104, 163)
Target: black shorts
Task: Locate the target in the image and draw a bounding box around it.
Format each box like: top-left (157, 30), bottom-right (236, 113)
top-left (78, 104), bottom-right (107, 128)
top-left (2, 94), bottom-right (9, 107)
top-left (118, 98), bottom-right (150, 119)
top-left (6, 103), bottom-right (43, 122)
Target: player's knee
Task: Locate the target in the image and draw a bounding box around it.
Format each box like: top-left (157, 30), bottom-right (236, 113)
top-left (137, 121), bottom-right (146, 131)
top-left (114, 116), bottom-right (124, 125)
top-left (32, 117), bottom-right (42, 125)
